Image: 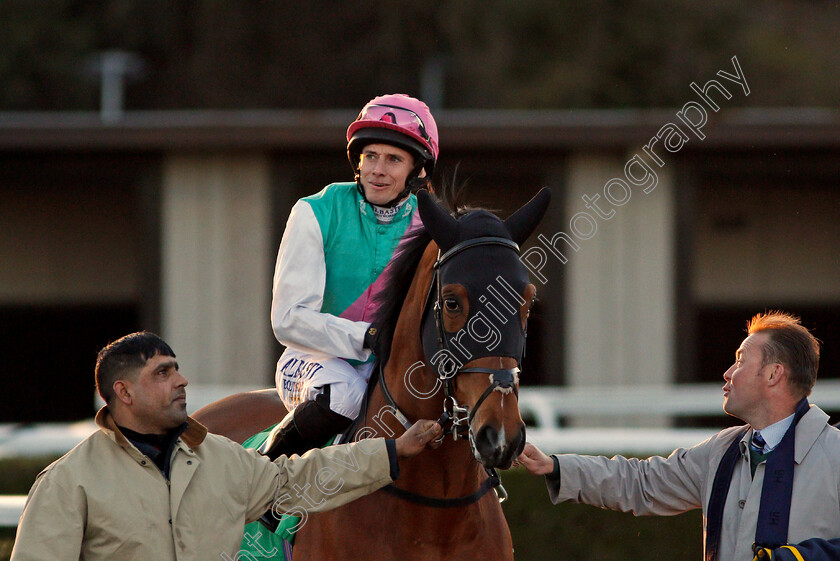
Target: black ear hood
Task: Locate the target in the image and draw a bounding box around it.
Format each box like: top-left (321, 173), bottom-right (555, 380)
top-left (417, 188), bottom-right (552, 252)
top-left (418, 188), bottom-right (552, 375)
top-left (416, 189), bottom-right (459, 251)
top-left (504, 188), bottom-right (551, 245)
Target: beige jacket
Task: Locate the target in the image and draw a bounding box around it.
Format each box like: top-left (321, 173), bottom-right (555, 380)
top-left (548, 405), bottom-right (840, 561)
top-left (11, 408), bottom-right (393, 561)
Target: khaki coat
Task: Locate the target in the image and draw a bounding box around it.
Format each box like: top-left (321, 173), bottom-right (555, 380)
top-left (11, 408), bottom-right (392, 560)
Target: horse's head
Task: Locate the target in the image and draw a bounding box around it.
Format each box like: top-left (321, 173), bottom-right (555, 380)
top-left (416, 188), bottom-right (550, 469)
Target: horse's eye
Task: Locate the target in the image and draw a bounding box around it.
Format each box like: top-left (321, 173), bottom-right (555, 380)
top-left (444, 298), bottom-right (460, 312)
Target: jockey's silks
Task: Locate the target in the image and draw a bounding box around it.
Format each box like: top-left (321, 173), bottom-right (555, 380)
top-left (304, 183), bottom-right (417, 322)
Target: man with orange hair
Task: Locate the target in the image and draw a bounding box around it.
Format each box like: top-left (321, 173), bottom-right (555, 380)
top-left (519, 311), bottom-right (840, 561)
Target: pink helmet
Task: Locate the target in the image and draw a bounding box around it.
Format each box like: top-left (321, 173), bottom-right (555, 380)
top-left (347, 94), bottom-right (440, 175)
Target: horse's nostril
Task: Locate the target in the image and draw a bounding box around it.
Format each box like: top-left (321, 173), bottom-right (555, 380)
top-left (485, 425), bottom-right (498, 442)
top-left (474, 425), bottom-right (499, 456)
top-left (514, 425), bottom-right (526, 457)
top-left (472, 422), bottom-right (528, 469)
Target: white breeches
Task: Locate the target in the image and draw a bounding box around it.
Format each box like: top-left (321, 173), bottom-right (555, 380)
top-left (274, 347), bottom-right (375, 419)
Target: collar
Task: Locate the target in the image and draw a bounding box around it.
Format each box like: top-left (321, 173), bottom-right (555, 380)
top-left (738, 402), bottom-right (827, 464)
top-left (753, 413), bottom-right (795, 453)
top-left (95, 406), bottom-right (208, 449)
top-left (371, 198), bottom-right (410, 223)
top-left (358, 192), bottom-right (417, 224)
top-left (792, 403), bottom-right (828, 463)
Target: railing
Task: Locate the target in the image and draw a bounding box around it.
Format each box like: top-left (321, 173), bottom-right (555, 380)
top-left (0, 496), bottom-right (26, 527)
top-left (520, 378), bottom-right (840, 422)
top-left (519, 379), bottom-right (840, 455)
top-left (4, 380), bottom-right (840, 527)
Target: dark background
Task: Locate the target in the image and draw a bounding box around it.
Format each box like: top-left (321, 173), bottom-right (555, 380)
top-left (1, 1), bottom-right (838, 112)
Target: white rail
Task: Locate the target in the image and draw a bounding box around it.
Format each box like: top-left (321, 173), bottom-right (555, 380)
top-left (518, 379), bottom-right (840, 427)
top-left (5, 380), bottom-right (840, 458)
top-left (3, 381), bottom-right (840, 527)
top-left (0, 496), bottom-right (26, 527)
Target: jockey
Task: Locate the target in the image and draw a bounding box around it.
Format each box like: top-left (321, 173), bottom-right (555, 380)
top-left (260, 93), bottom-right (440, 459)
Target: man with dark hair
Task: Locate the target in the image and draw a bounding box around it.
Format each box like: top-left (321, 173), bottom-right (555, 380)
top-left (94, 330), bottom-right (176, 404)
top-left (12, 331), bottom-right (441, 561)
top-left (518, 311), bottom-right (840, 561)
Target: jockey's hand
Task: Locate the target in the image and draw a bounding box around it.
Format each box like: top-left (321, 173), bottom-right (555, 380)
top-left (363, 324), bottom-right (379, 349)
top-left (515, 442), bottom-right (555, 475)
top-left (394, 420), bottom-right (443, 459)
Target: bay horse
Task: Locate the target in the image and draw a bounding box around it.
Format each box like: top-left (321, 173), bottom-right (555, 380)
top-left (194, 187), bottom-right (551, 560)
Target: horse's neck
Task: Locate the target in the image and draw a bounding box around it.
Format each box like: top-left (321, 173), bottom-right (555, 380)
top-left (363, 242), bottom-right (486, 493)
top-left (367, 376), bottom-right (485, 496)
top-left (383, 242), bottom-right (441, 422)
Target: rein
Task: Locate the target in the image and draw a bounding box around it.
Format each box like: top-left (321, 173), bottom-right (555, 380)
top-left (382, 470), bottom-right (502, 508)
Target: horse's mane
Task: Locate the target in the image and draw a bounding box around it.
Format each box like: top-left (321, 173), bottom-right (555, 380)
top-left (370, 177), bottom-right (493, 366)
top-left (368, 219), bottom-right (432, 366)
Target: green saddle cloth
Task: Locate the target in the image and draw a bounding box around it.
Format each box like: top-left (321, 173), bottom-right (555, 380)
top-left (239, 425), bottom-right (299, 560)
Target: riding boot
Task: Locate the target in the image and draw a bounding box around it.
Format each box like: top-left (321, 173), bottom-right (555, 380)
top-left (257, 395), bottom-right (353, 533)
top-left (258, 396), bottom-right (353, 461)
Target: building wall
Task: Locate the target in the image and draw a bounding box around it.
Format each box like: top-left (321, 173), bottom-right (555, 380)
top-left (686, 153), bottom-right (840, 392)
top-left (1, 124), bottom-right (837, 424)
top-left (161, 152), bottom-right (274, 388)
top-left (561, 153), bottom-right (676, 426)
top-left (694, 182), bottom-right (840, 303)
top-left (0, 155), bottom-right (146, 304)
top-left (0, 153), bottom-right (158, 421)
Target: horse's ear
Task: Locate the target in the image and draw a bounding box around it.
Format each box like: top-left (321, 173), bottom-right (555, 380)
top-left (504, 187), bottom-right (552, 245)
top-left (417, 189), bottom-right (459, 252)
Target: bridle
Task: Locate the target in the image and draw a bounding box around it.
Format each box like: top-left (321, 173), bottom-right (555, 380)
top-left (376, 235), bottom-right (528, 507)
top-left (424, 236), bottom-right (523, 441)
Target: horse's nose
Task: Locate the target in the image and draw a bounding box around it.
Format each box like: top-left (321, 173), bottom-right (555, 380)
top-left (473, 423), bottom-right (526, 469)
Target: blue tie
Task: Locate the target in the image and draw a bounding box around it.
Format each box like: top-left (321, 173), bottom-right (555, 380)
top-left (751, 431), bottom-right (767, 454)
